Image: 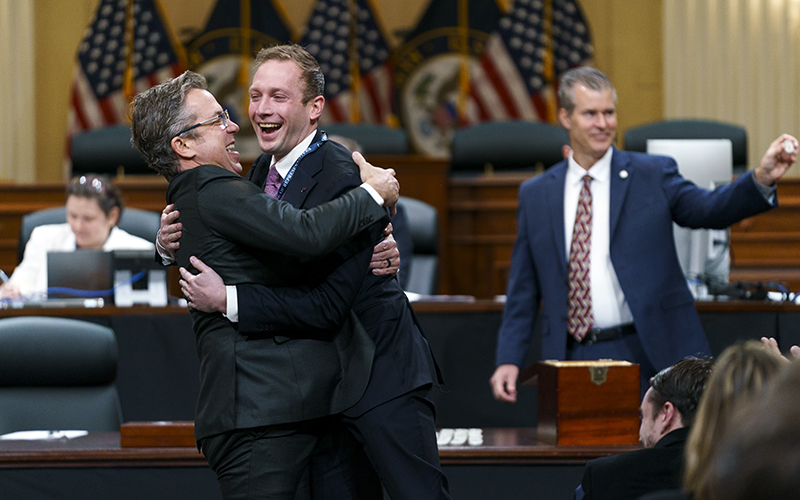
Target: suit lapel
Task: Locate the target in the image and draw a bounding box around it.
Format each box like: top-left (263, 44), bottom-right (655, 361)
top-left (276, 129), bottom-right (326, 207)
top-left (282, 166), bottom-right (318, 207)
top-left (609, 147), bottom-right (632, 239)
top-left (544, 162), bottom-right (568, 270)
top-left (248, 153), bottom-right (273, 190)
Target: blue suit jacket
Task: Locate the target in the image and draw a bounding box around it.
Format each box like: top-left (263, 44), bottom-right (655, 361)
top-left (496, 147), bottom-right (775, 371)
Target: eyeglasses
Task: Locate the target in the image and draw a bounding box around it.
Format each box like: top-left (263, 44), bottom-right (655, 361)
top-left (175, 109), bottom-right (230, 137)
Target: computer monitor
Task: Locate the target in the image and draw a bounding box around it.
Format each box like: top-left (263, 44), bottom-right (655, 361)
top-left (646, 139), bottom-right (733, 294)
top-left (113, 249), bottom-right (168, 307)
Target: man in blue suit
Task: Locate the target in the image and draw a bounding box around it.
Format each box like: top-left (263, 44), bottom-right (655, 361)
top-left (491, 67), bottom-right (797, 401)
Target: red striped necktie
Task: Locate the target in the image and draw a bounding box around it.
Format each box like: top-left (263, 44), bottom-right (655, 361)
top-left (568, 174), bottom-right (593, 341)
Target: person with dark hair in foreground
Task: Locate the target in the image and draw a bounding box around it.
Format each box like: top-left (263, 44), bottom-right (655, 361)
top-left (575, 357), bottom-right (713, 500)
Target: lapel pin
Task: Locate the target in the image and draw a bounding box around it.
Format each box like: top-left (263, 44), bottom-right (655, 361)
top-left (301, 187), bottom-right (307, 193)
top-left (619, 170), bottom-right (628, 179)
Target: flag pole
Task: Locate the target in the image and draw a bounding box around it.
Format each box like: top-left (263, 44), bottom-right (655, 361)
top-left (239, 0), bottom-right (252, 114)
top-left (457, 0), bottom-right (470, 125)
top-left (542, 0), bottom-right (555, 123)
top-left (348, 0), bottom-right (361, 123)
top-left (123, 0), bottom-right (135, 112)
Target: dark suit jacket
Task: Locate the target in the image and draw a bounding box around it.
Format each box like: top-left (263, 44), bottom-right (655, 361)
top-left (167, 164), bottom-right (388, 441)
top-left (496, 147), bottom-right (774, 371)
top-left (240, 132), bottom-right (442, 416)
top-left (579, 427), bottom-right (690, 500)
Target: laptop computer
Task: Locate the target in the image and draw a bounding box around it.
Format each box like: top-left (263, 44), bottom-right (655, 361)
top-left (46, 249), bottom-right (115, 300)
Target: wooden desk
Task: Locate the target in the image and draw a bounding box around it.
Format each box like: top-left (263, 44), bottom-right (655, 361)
top-left (2, 299), bottom-right (799, 430)
top-left (0, 429), bottom-right (635, 500)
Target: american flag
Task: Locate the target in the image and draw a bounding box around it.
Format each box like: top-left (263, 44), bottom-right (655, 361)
top-left (300, 0), bottom-right (394, 124)
top-left (464, 0), bottom-right (593, 124)
top-left (68, 0), bottom-right (186, 135)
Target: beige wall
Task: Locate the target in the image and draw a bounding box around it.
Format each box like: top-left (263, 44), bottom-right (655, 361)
top-left (33, 0), bottom-right (663, 181)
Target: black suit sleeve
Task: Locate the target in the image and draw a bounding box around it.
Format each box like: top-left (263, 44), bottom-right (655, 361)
top-left (198, 173), bottom-right (388, 259)
top-left (235, 147), bottom-right (379, 333)
top-left (236, 230), bottom-right (373, 333)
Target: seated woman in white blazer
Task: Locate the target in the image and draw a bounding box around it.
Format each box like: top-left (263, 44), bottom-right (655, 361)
top-left (0, 175), bottom-right (154, 299)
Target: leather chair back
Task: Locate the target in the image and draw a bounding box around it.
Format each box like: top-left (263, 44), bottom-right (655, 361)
top-left (0, 317), bottom-right (123, 434)
top-left (323, 124), bottom-right (409, 155)
top-left (397, 196), bottom-right (439, 295)
top-left (451, 121), bottom-right (569, 173)
top-left (71, 125), bottom-right (152, 176)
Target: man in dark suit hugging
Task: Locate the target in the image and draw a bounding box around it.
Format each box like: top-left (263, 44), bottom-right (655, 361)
top-left (130, 70), bottom-right (400, 499)
top-left (163, 44), bottom-right (450, 499)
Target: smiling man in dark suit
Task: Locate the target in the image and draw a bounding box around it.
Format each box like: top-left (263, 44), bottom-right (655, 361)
top-left (168, 44), bottom-right (450, 499)
top-left (130, 70), bottom-right (402, 499)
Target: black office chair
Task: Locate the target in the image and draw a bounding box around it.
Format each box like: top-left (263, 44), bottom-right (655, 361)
top-left (450, 121), bottom-right (569, 173)
top-left (17, 207), bottom-right (160, 263)
top-left (623, 119), bottom-right (748, 174)
top-left (71, 124), bottom-right (153, 176)
top-left (323, 124), bottom-right (410, 155)
top-left (396, 196), bottom-right (439, 295)
top-left (0, 317), bottom-right (123, 434)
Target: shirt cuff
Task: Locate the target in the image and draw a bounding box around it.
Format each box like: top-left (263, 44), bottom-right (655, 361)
top-left (359, 183), bottom-right (384, 206)
top-left (753, 175), bottom-right (778, 204)
top-left (155, 231), bottom-right (176, 265)
top-left (225, 285), bottom-right (239, 323)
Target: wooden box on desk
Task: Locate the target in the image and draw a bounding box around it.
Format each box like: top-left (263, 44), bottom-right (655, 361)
top-left (530, 360), bottom-right (640, 446)
top-left (120, 421), bottom-right (195, 447)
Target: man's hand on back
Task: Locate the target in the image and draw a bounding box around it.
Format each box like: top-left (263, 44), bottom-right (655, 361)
top-left (353, 151), bottom-right (399, 215)
top-left (157, 204), bottom-right (182, 259)
top-left (180, 256), bottom-right (227, 313)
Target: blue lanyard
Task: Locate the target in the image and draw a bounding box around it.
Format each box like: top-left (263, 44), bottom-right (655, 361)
top-left (275, 132), bottom-right (328, 200)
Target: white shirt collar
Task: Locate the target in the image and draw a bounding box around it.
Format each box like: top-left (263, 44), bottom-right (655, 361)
top-left (566, 147), bottom-right (614, 186)
top-left (271, 129), bottom-right (318, 178)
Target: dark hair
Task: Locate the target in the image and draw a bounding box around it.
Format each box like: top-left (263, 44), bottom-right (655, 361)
top-left (66, 174), bottom-right (124, 221)
top-left (129, 71), bottom-right (208, 180)
top-left (647, 357), bottom-right (713, 427)
top-left (253, 44), bottom-right (324, 105)
top-left (558, 66), bottom-right (617, 115)
top-left (700, 356), bottom-right (797, 500)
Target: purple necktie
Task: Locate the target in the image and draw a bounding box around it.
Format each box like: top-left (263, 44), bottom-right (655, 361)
top-left (264, 164), bottom-right (282, 198)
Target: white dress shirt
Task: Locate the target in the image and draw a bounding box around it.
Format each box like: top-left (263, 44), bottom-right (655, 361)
top-left (564, 148), bottom-right (634, 329)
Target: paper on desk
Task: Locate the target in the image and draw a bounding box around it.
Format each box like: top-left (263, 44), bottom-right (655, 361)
top-left (0, 430), bottom-right (88, 440)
